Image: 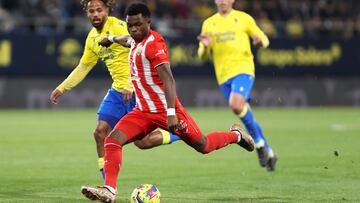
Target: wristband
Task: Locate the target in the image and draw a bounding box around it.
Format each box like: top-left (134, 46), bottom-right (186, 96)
top-left (167, 108), bottom-right (176, 116)
top-left (108, 35), bottom-right (115, 42)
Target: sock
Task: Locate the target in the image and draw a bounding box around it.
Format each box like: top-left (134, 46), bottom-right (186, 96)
top-left (240, 106), bottom-right (271, 151)
top-left (104, 137), bottom-right (123, 190)
top-left (159, 129), bottom-right (171, 144)
top-left (253, 121), bottom-right (271, 152)
top-left (202, 132), bottom-right (238, 154)
top-left (169, 132), bottom-right (181, 143)
top-left (159, 129), bottom-right (180, 144)
top-left (98, 157), bottom-right (105, 180)
top-left (239, 105), bottom-right (263, 143)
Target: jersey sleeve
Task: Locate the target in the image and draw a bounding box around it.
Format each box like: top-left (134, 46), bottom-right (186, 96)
top-left (57, 35), bottom-right (97, 93)
top-left (198, 19), bottom-right (211, 60)
top-left (79, 36), bottom-right (99, 66)
top-left (145, 40), bottom-right (170, 68)
top-left (56, 63), bottom-right (94, 93)
top-left (246, 14), bottom-right (270, 48)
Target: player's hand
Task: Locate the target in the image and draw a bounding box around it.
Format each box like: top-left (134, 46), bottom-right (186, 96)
top-left (197, 33), bottom-right (212, 48)
top-left (167, 115), bottom-right (178, 134)
top-left (251, 35), bottom-right (263, 47)
top-left (98, 36), bottom-right (113, 48)
top-left (50, 89), bottom-right (63, 104)
top-left (122, 89), bottom-right (133, 102)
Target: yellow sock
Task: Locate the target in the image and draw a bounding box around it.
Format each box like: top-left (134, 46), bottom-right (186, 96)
top-left (98, 157), bottom-right (104, 170)
top-left (238, 104), bottom-right (249, 118)
top-left (159, 129), bottom-right (171, 144)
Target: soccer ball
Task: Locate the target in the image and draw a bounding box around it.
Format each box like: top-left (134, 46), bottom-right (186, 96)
top-left (130, 184), bottom-right (161, 203)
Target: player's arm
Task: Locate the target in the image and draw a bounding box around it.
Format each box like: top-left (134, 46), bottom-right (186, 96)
top-left (50, 63), bottom-right (95, 104)
top-left (98, 35), bottom-right (131, 48)
top-left (247, 14), bottom-right (270, 48)
top-left (122, 78), bottom-right (134, 102)
top-left (99, 19), bottom-right (131, 48)
top-left (157, 63), bottom-right (178, 133)
top-left (50, 37), bottom-right (97, 104)
top-left (197, 21), bottom-right (212, 60)
top-left (197, 34), bottom-right (212, 60)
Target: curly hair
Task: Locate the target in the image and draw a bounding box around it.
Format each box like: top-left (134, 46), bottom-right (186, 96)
top-left (125, 3), bottom-right (151, 18)
top-left (80, 0), bottom-right (116, 11)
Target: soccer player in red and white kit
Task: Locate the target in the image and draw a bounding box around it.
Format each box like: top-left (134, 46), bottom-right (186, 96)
top-left (80, 3), bottom-right (255, 202)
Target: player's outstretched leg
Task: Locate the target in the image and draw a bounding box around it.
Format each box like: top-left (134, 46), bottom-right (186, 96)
top-left (81, 186), bottom-right (116, 203)
top-left (199, 124), bottom-right (255, 154)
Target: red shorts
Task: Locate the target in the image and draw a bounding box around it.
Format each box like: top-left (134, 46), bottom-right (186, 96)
top-left (114, 102), bottom-right (203, 145)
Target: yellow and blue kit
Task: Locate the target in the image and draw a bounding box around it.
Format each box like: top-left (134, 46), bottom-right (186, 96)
top-left (198, 9), bottom-right (269, 85)
top-left (198, 10), bottom-right (275, 164)
top-left (56, 16), bottom-right (134, 126)
top-left (57, 16), bottom-right (131, 94)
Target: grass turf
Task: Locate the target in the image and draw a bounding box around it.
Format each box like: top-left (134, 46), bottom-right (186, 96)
top-left (0, 107), bottom-right (359, 202)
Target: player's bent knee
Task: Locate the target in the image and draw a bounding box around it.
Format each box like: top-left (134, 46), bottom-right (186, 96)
top-left (192, 137), bottom-right (207, 154)
top-left (198, 147), bottom-right (210, 154)
top-left (230, 102), bottom-right (247, 115)
top-left (108, 129), bottom-right (128, 145)
top-left (230, 107), bottom-right (243, 115)
top-left (93, 128), bottom-right (107, 142)
top-left (133, 140), bottom-right (147, 149)
top-left (229, 97), bottom-right (246, 115)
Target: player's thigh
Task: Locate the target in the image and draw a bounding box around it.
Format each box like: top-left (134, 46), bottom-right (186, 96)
top-left (114, 109), bottom-right (157, 145)
top-left (175, 104), bottom-right (204, 146)
top-left (219, 80), bottom-right (232, 102)
top-left (230, 74), bottom-right (254, 102)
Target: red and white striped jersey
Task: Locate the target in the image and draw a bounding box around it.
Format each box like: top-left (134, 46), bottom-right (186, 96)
top-left (129, 30), bottom-right (171, 113)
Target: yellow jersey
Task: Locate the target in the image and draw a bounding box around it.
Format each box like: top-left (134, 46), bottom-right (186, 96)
top-left (198, 10), bottom-right (269, 85)
top-left (57, 16), bottom-right (131, 93)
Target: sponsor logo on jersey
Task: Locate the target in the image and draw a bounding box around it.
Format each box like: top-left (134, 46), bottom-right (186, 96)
top-left (155, 49), bottom-right (165, 56)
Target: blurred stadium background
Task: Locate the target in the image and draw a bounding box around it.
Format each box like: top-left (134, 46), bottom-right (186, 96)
top-left (1, 0), bottom-right (360, 202)
top-left (0, 0), bottom-right (360, 108)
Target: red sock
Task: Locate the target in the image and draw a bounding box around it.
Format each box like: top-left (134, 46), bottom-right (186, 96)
top-left (202, 132), bottom-right (238, 154)
top-left (104, 137), bottom-right (123, 190)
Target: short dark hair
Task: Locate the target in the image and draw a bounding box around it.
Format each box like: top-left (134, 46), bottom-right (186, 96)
top-left (125, 3), bottom-right (151, 18)
top-left (80, 0), bottom-right (115, 11)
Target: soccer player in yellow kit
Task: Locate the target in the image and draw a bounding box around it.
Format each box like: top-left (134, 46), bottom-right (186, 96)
top-left (50, 0), bottom-right (179, 180)
top-left (198, 0), bottom-right (277, 171)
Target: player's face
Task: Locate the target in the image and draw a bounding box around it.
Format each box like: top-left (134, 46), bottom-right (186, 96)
top-left (86, 0), bottom-right (109, 29)
top-left (215, 0), bottom-right (234, 13)
top-left (126, 14), bottom-right (151, 42)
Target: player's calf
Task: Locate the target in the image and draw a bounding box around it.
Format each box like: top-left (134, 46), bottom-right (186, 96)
top-left (134, 129), bottom-right (180, 149)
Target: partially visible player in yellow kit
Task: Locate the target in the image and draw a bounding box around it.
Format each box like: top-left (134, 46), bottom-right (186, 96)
top-left (50, 0), bottom-right (179, 180)
top-left (198, 0), bottom-right (277, 171)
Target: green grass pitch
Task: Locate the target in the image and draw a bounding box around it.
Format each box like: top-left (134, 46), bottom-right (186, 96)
top-left (0, 107), bottom-right (359, 203)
